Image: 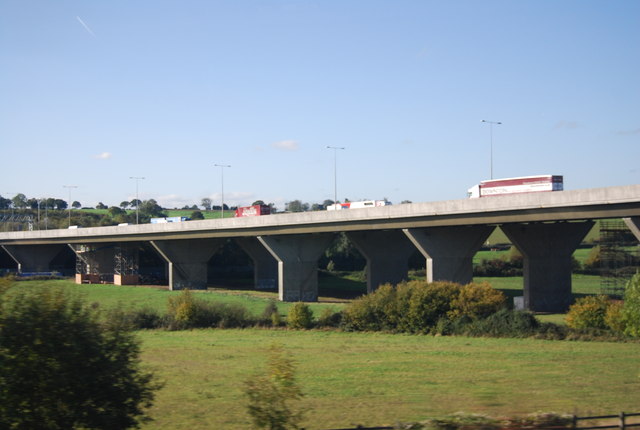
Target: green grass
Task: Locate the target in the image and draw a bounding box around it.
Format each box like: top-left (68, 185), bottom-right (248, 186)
top-left (7, 279), bottom-right (342, 317)
top-left (138, 329), bottom-right (640, 429)
top-left (5, 278), bottom-right (639, 428)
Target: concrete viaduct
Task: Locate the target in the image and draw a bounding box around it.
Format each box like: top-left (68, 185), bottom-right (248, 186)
top-left (1, 184), bottom-right (639, 313)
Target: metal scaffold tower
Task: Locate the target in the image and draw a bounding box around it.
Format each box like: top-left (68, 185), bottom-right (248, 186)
top-left (600, 220), bottom-right (639, 297)
top-left (114, 246), bottom-right (139, 276)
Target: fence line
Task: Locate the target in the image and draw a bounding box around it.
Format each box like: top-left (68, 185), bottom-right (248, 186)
top-left (324, 411), bottom-right (640, 430)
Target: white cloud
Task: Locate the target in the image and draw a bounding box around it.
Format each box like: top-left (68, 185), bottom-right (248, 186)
top-left (94, 152), bottom-right (112, 160)
top-left (272, 140), bottom-right (299, 151)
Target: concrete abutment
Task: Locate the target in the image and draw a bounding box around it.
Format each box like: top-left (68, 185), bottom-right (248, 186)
top-left (150, 239), bottom-right (224, 290)
top-left (258, 234), bottom-right (334, 302)
top-left (501, 221), bottom-right (594, 313)
top-left (347, 230), bottom-right (415, 293)
top-left (404, 225), bottom-right (494, 285)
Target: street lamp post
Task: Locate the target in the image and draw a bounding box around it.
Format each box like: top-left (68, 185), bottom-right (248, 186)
top-left (481, 120), bottom-right (502, 179)
top-left (326, 146), bottom-right (345, 206)
top-left (63, 185), bottom-right (78, 227)
top-left (129, 177), bottom-right (145, 224)
top-left (214, 164), bottom-right (231, 219)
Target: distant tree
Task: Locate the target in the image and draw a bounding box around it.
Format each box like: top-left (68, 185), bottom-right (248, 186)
top-left (252, 200), bottom-right (265, 206)
top-left (311, 203), bottom-right (323, 211)
top-left (322, 199), bottom-right (335, 208)
top-left (26, 198), bottom-right (39, 209)
top-left (130, 199), bottom-right (141, 209)
top-left (0, 196), bottom-right (10, 209)
top-left (72, 201), bottom-right (82, 209)
top-left (285, 200), bottom-right (308, 213)
top-left (401, 200), bottom-right (412, 204)
top-left (44, 198), bottom-right (56, 210)
top-left (55, 199), bottom-right (68, 210)
top-left (96, 202), bottom-right (107, 210)
top-left (109, 206), bottom-right (126, 216)
top-left (120, 201), bottom-right (130, 210)
top-left (139, 199), bottom-right (165, 218)
top-left (0, 286), bottom-right (160, 429)
top-left (201, 198), bottom-right (212, 211)
top-left (191, 210), bottom-right (205, 220)
top-left (11, 194), bottom-right (27, 209)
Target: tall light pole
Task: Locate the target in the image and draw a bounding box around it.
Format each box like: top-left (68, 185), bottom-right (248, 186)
top-left (129, 176), bottom-right (145, 224)
top-left (481, 120), bottom-right (502, 179)
top-left (63, 185), bottom-right (78, 227)
top-left (326, 146), bottom-right (345, 206)
top-left (214, 164), bottom-right (231, 219)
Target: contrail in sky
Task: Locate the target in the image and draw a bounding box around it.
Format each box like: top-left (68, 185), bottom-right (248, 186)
top-left (76, 16), bottom-right (95, 37)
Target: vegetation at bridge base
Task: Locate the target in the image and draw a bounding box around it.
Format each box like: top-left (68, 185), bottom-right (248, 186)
top-left (0, 278), bottom-right (161, 429)
top-left (564, 271), bottom-right (640, 338)
top-left (340, 281), bottom-right (507, 334)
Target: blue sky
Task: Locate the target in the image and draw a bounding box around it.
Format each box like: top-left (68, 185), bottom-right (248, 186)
top-left (1, 0), bottom-right (639, 210)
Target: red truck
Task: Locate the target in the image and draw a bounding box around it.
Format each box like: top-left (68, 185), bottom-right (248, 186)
top-left (467, 175), bottom-right (563, 198)
top-left (234, 204), bottom-right (271, 217)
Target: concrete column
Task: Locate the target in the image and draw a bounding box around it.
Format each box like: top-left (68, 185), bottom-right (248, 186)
top-left (150, 239), bottom-right (224, 290)
top-left (235, 237), bottom-right (278, 290)
top-left (404, 225), bottom-right (495, 284)
top-left (501, 221), bottom-right (594, 312)
top-left (258, 234), bottom-right (334, 302)
top-left (624, 217), bottom-right (640, 242)
top-left (346, 230), bottom-right (416, 293)
top-left (1, 244), bottom-right (67, 273)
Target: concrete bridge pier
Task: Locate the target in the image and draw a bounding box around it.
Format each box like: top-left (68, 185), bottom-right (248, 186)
top-left (1, 244), bottom-right (67, 273)
top-left (235, 237), bottom-right (279, 290)
top-left (150, 239), bottom-right (224, 290)
top-left (624, 217), bottom-right (640, 241)
top-left (347, 230), bottom-right (416, 293)
top-left (404, 225), bottom-right (495, 284)
top-left (501, 221), bottom-right (594, 313)
top-left (69, 244), bottom-right (117, 284)
top-left (258, 234), bottom-right (334, 302)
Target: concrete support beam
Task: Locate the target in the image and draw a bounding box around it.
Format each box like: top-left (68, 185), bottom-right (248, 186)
top-left (501, 221), bottom-right (594, 312)
top-left (624, 217), bottom-right (640, 242)
top-left (404, 225), bottom-right (495, 284)
top-left (258, 234), bottom-right (334, 302)
top-left (235, 237), bottom-right (278, 290)
top-left (150, 239), bottom-right (224, 290)
top-left (346, 230), bottom-right (415, 293)
top-left (1, 244), bottom-right (66, 273)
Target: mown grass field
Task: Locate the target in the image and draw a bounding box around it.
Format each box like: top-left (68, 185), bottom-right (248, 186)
top-left (6, 278), bottom-right (640, 428)
top-left (140, 330), bottom-right (640, 429)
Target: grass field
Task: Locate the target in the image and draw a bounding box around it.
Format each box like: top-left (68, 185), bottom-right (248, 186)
top-left (139, 329), bottom-right (640, 429)
top-left (5, 278), bottom-right (640, 428)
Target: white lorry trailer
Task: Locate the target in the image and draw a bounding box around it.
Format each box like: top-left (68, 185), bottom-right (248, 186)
top-left (467, 175), bottom-right (563, 198)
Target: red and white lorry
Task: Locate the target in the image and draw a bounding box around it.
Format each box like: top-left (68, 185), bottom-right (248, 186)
top-left (467, 175), bottom-right (563, 198)
top-left (234, 204), bottom-right (271, 217)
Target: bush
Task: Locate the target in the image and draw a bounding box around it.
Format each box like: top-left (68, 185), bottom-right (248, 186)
top-left (623, 271), bottom-right (640, 337)
top-left (166, 289), bottom-right (252, 329)
top-left (462, 309), bottom-right (540, 338)
top-left (342, 281), bottom-right (505, 334)
top-left (316, 307), bottom-right (342, 328)
top-left (261, 300), bottom-right (281, 326)
top-left (244, 344), bottom-right (305, 429)
top-left (449, 282), bottom-right (506, 320)
top-left (0, 287), bottom-right (160, 429)
top-left (565, 295), bottom-right (611, 330)
top-left (287, 302), bottom-right (314, 329)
